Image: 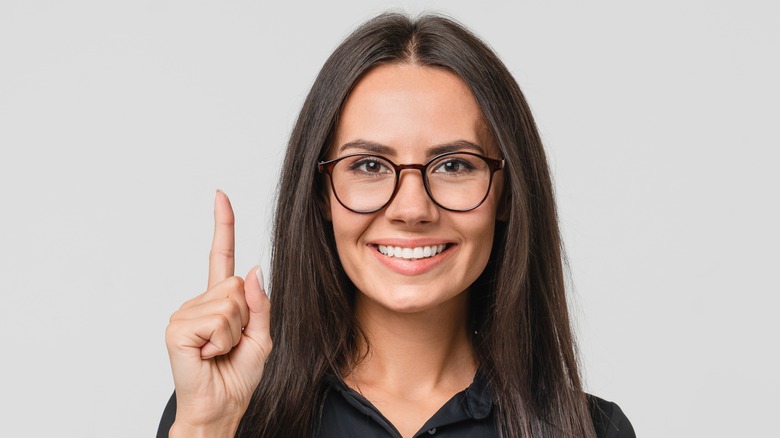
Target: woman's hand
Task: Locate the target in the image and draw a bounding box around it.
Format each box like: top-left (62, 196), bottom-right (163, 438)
top-left (165, 191), bottom-right (272, 436)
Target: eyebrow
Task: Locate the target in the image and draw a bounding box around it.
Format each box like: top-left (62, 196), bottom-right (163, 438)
top-left (428, 140), bottom-right (485, 156)
top-left (339, 139), bottom-right (394, 155)
top-left (338, 139), bottom-right (486, 157)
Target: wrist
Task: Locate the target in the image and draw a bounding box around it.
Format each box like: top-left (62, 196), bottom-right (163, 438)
top-left (169, 417), bottom-right (240, 438)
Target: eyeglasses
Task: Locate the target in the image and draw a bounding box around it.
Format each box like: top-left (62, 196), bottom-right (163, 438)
top-left (318, 152), bottom-right (505, 213)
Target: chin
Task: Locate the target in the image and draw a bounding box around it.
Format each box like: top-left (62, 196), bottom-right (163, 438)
top-left (360, 284), bottom-right (466, 315)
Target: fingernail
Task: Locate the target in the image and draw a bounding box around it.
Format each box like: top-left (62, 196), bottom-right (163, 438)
top-left (254, 267), bottom-right (266, 294)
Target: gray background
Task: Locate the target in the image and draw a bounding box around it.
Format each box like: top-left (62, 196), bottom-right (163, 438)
top-left (1, 0), bottom-right (778, 436)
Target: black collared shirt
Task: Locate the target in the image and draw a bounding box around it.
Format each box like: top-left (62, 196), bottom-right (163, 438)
top-left (157, 373), bottom-right (635, 437)
top-left (319, 373), bottom-right (496, 437)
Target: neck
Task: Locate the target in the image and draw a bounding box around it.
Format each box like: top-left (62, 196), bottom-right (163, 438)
top-left (346, 291), bottom-right (477, 397)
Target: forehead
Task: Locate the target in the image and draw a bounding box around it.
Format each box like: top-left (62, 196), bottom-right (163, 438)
top-left (331, 63), bottom-right (496, 159)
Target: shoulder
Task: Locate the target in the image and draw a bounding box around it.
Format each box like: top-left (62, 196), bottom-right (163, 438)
top-left (156, 391), bottom-right (176, 438)
top-left (587, 394), bottom-right (636, 438)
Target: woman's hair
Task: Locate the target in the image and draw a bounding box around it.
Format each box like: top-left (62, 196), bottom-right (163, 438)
top-left (238, 13), bottom-right (595, 438)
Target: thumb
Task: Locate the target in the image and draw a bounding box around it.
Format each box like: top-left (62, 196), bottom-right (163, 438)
top-left (242, 266), bottom-right (271, 347)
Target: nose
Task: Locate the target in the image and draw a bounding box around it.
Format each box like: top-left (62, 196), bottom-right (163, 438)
top-left (384, 169), bottom-right (439, 225)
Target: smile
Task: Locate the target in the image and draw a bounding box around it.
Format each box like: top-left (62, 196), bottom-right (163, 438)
top-left (375, 244), bottom-right (450, 260)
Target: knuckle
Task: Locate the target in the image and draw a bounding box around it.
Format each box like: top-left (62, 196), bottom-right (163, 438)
top-left (226, 298), bottom-right (242, 318)
top-left (261, 295), bottom-right (272, 311)
top-left (216, 298), bottom-right (241, 320)
top-left (223, 275), bottom-right (244, 290)
top-left (178, 294), bottom-right (201, 311)
top-left (168, 308), bottom-right (185, 323)
top-left (209, 247), bottom-right (235, 260)
top-left (213, 314), bottom-right (231, 331)
top-left (164, 320), bottom-right (180, 342)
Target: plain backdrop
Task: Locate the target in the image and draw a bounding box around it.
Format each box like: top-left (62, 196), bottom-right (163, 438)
top-left (1, 1), bottom-right (778, 436)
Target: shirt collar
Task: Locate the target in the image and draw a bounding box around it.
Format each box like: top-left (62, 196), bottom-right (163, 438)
top-left (326, 368), bottom-right (494, 430)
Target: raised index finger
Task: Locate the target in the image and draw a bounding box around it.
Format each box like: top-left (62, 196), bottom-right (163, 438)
top-left (207, 190), bottom-right (235, 288)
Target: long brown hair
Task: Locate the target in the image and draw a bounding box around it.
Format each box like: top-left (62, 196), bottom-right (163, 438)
top-left (238, 13), bottom-right (595, 438)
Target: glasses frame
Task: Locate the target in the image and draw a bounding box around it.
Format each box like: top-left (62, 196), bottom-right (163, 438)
top-left (318, 151), bottom-right (505, 214)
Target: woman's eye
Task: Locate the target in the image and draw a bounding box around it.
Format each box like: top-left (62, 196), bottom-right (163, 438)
top-left (350, 158), bottom-right (390, 174)
top-left (444, 161), bottom-right (461, 172)
top-left (433, 159), bottom-right (473, 174)
top-left (363, 161), bottom-right (382, 172)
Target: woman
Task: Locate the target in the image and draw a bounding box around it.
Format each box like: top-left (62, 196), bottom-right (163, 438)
top-left (159, 13), bottom-right (635, 438)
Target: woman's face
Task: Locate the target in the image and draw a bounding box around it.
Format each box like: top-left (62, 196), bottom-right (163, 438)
top-left (325, 63), bottom-right (502, 314)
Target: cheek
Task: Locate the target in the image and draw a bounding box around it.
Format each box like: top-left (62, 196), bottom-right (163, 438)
top-left (467, 197), bottom-right (500, 261)
top-left (331, 214), bottom-right (377, 289)
top-left (330, 199), bottom-right (373, 254)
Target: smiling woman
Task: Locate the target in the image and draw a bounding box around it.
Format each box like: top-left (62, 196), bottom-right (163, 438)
top-left (159, 12), bottom-right (635, 438)
top-left (324, 65), bottom-right (502, 317)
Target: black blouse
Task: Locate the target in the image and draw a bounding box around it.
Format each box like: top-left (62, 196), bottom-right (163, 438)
top-left (157, 373), bottom-right (635, 437)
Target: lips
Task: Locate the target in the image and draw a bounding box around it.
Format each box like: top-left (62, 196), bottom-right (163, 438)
top-left (373, 243), bottom-right (452, 260)
top-left (366, 239), bottom-right (457, 276)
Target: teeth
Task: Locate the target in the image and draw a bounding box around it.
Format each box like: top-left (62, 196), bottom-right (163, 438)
top-left (376, 244), bottom-right (448, 260)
